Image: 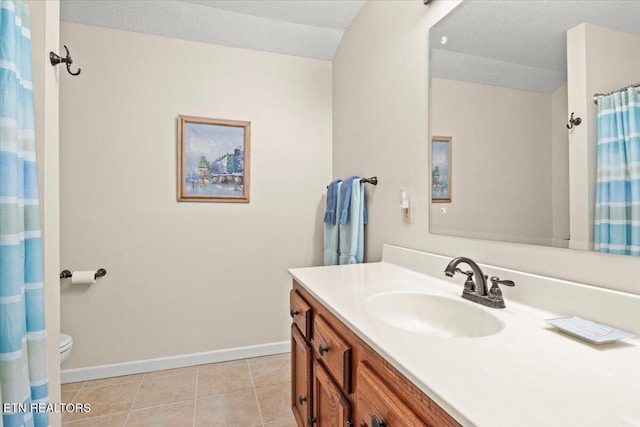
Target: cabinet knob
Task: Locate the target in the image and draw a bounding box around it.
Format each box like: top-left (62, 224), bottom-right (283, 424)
top-left (298, 395), bottom-right (307, 405)
top-left (307, 416), bottom-right (316, 426)
top-left (371, 415), bottom-right (387, 427)
top-left (290, 309), bottom-right (300, 318)
top-left (318, 344), bottom-right (330, 356)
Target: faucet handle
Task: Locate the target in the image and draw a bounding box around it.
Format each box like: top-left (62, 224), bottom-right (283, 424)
top-left (455, 268), bottom-right (472, 277)
top-left (456, 268), bottom-right (475, 292)
top-left (488, 276), bottom-right (515, 301)
top-left (490, 276), bottom-right (515, 287)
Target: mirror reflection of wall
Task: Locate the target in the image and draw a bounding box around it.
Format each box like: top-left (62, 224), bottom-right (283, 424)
top-left (428, 0), bottom-right (640, 255)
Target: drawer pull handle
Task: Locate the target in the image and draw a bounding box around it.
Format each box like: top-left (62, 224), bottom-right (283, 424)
top-left (290, 309), bottom-right (300, 318)
top-left (371, 415), bottom-right (387, 427)
top-left (298, 395), bottom-right (307, 405)
top-left (318, 344), bottom-right (330, 356)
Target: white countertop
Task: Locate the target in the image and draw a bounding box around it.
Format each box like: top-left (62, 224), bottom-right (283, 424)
top-left (289, 249), bottom-right (640, 427)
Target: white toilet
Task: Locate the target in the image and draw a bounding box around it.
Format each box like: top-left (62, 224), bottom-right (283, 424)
top-left (60, 333), bottom-right (73, 365)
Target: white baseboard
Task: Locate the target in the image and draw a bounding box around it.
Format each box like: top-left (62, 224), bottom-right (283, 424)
top-left (61, 341), bottom-right (290, 384)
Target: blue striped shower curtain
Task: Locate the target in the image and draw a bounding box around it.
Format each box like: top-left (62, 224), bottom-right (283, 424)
top-left (1, 1), bottom-right (49, 426)
top-left (594, 87), bottom-right (640, 255)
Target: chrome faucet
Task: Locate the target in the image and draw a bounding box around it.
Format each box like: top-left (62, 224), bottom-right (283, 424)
top-left (444, 257), bottom-right (515, 308)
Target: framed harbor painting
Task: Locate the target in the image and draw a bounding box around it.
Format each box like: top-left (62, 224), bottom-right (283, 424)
top-left (177, 115), bottom-right (251, 202)
top-left (431, 136), bottom-right (451, 203)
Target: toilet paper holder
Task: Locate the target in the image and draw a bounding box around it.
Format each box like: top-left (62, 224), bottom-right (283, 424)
top-left (60, 269), bottom-right (107, 280)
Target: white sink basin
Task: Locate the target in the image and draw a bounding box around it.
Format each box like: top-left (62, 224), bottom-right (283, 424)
top-left (365, 292), bottom-right (503, 338)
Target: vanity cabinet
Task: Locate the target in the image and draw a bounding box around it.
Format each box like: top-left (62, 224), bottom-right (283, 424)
top-left (290, 281), bottom-right (461, 427)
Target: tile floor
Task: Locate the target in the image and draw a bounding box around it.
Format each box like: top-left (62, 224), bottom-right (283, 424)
top-left (60, 353), bottom-right (295, 427)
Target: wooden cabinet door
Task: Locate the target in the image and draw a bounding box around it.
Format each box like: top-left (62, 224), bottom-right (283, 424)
top-left (292, 325), bottom-right (312, 427)
top-left (356, 362), bottom-right (427, 427)
top-left (313, 360), bottom-right (351, 427)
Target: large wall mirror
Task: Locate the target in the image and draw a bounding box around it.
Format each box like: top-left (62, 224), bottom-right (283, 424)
top-left (428, 1), bottom-right (640, 256)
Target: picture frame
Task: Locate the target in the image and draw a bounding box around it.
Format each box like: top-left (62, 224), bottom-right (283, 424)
top-left (431, 136), bottom-right (451, 203)
top-left (177, 115), bottom-right (251, 202)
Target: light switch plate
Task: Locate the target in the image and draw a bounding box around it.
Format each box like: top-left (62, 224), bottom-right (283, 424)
top-left (403, 201), bottom-right (412, 223)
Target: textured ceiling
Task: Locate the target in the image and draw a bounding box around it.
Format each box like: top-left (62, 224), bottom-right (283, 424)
top-left (430, 0), bottom-right (640, 93)
top-left (182, 0), bottom-right (362, 29)
top-left (60, 0), bottom-right (366, 60)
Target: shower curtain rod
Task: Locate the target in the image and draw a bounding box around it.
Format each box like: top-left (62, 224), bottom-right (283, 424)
top-left (593, 82), bottom-right (640, 104)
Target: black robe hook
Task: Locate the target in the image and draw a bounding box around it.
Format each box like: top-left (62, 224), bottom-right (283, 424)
top-left (566, 112), bottom-right (582, 129)
top-left (49, 45), bottom-right (81, 76)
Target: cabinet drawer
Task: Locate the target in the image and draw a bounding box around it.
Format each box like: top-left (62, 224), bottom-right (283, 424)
top-left (313, 315), bottom-right (351, 393)
top-left (356, 361), bottom-right (427, 427)
top-left (290, 289), bottom-right (311, 338)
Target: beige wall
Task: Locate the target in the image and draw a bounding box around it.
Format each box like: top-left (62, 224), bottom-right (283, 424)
top-left (333, 0), bottom-right (640, 295)
top-left (430, 78), bottom-right (554, 245)
top-left (551, 84), bottom-right (569, 246)
top-left (567, 23), bottom-right (640, 249)
top-left (27, 0), bottom-right (61, 424)
top-left (59, 23), bottom-right (332, 368)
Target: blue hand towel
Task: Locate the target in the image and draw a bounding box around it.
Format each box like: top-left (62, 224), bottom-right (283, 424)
top-left (324, 179), bottom-right (342, 224)
top-left (339, 176), bottom-right (359, 224)
top-left (362, 186), bottom-right (368, 225)
top-left (324, 181), bottom-right (342, 265)
top-left (339, 179), bottom-right (366, 264)
top-left (356, 181), bottom-right (366, 261)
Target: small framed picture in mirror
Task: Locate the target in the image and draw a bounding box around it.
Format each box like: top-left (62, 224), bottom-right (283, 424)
top-left (431, 136), bottom-right (451, 203)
